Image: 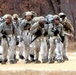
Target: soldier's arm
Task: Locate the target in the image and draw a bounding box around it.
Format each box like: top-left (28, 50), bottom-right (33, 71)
top-left (61, 25), bottom-right (64, 36)
top-left (67, 19), bottom-right (74, 33)
top-left (0, 23), bottom-right (5, 38)
top-left (30, 22), bottom-right (39, 34)
top-left (48, 25), bottom-right (54, 37)
top-left (20, 20), bottom-right (25, 36)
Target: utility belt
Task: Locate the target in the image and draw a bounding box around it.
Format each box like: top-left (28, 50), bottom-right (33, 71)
top-left (23, 30), bottom-right (30, 35)
top-left (51, 36), bottom-right (61, 44)
top-left (7, 34), bottom-right (15, 42)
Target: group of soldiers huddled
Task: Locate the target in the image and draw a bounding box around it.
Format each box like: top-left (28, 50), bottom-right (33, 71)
top-left (0, 11), bottom-right (74, 64)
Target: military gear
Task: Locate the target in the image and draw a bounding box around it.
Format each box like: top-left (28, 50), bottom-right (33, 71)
top-left (54, 29), bottom-right (59, 36)
top-left (32, 16), bottom-right (44, 23)
top-left (48, 58), bottom-right (55, 63)
top-left (62, 18), bottom-right (74, 33)
top-left (48, 23), bottom-right (64, 37)
top-left (59, 16), bottom-right (74, 61)
top-left (0, 22), bottom-right (15, 35)
top-left (59, 12), bottom-right (66, 17)
top-left (25, 11), bottom-right (32, 16)
top-left (13, 14), bottom-right (19, 19)
top-left (6, 14), bottom-right (12, 20)
top-left (10, 60), bottom-right (17, 64)
top-left (63, 55), bottom-right (69, 61)
top-left (31, 11), bottom-right (37, 17)
top-left (1, 60), bottom-right (7, 64)
top-left (2, 14), bottom-right (12, 20)
top-left (53, 15), bottom-right (59, 20)
top-left (56, 59), bottom-right (64, 63)
top-left (19, 55), bottom-right (24, 59)
top-left (1, 30), bottom-right (7, 38)
top-left (45, 14), bottom-right (54, 24)
top-left (0, 21), bottom-right (16, 63)
top-left (48, 22), bottom-right (64, 61)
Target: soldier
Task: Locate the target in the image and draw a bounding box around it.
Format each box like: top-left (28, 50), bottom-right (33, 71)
top-left (20, 11), bottom-right (33, 63)
top-left (0, 14), bottom-right (16, 64)
top-left (30, 16), bottom-right (48, 63)
top-left (40, 21), bottom-right (48, 63)
top-left (48, 15), bottom-right (64, 63)
top-left (23, 11), bottom-right (39, 62)
top-left (12, 14), bottom-right (24, 60)
top-left (59, 12), bottom-right (74, 61)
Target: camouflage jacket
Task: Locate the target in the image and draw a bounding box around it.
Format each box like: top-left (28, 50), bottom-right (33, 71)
top-left (61, 18), bottom-right (74, 33)
top-left (48, 23), bottom-right (64, 37)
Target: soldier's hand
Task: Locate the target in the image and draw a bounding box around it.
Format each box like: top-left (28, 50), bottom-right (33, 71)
top-left (69, 33), bottom-right (74, 40)
top-left (54, 29), bottom-right (59, 36)
top-left (2, 34), bottom-right (7, 38)
top-left (69, 33), bottom-right (74, 38)
top-left (37, 26), bottom-right (42, 30)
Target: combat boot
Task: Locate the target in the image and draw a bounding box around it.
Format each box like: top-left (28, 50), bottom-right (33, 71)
top-left (63, 55), bottom-right (69, 61)
top-left (34, 59), bottom-right (40, 63)
top-left (19, 55), bottom-right (24, 59)
top-left (25, 59), bottom-right (30, 64)
top-left (1, 60), bottom-right (6, 64)
top-left (56, 59), bottom-right (64, 63)
top-left (30, 54), bottom-right (34, 62)
top-left (10, 60), bottom-right (17, 64)
top-left (48, 59), bottom-right (55, 63)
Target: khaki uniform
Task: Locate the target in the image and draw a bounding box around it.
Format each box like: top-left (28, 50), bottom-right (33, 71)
top-left (30, 20), bottom-right (48, 63)
top-left (61, 18), bottom-right (74, 58)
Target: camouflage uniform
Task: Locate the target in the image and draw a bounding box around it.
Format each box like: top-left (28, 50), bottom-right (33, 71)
top-left (20, 18), bottom-right (33, 63)
top-left (31, 18), bottom-right (49, 63)
top-left (59, 12), bottom-right (74, 60)
top-left (48, 18), bottom-right (64, 63)
top-left (61, 18), bottom-right (74, 60)
top-left (30, 22), bottom-right (41, 63)
top-left (12, 15), bottom-right (24, 59)
top-left (0, 21), bottom-right (16, 64)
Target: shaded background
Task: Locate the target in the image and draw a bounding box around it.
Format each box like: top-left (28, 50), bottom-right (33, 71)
top-left (0, 0), bottom-right (76, 40)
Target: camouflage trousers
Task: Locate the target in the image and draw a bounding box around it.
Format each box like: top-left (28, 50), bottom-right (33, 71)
top-left (62, 35), bottom-right (68, 57)
top-left (1, 36), bottom-right (16, 61)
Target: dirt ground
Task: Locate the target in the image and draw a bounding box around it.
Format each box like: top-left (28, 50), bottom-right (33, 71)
top-left (68, 41), bottom-right (76, 52)
top-left (0, 41), bottom-right (76, 75)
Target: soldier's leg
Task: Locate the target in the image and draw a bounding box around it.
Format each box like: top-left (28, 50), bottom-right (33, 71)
top-left (40, 37), bottom-right (48, 63)
top-left (48, 37), bottom-right (55, 63)
top-left (29, 35), bottom-right (35, 62)
top-left (34, 39), bottom-right (40, 63)
top-left (1, 38), bottom-right (8, 64)
top-left (24, 46), bottom-right (30, 63)
top-left (63, 35), bottom-right (69, 60)
top-left (55, 39), bottom-right (63, 63)
top-left (30, 43), bottom-right (35, 62)
top-left (60, 42), bottom-right (64, 61)
top-left (19, 41), bottom-right (24, 59)
top-left (9, 37), bottom-right (16, 64)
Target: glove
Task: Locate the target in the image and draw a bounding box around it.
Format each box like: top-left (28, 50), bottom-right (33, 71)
top-left (24, 23), bottom-right (31, 30)
top-left (60, 36), bottom-right (65, 43)
top-left (1, 30), bottom-right (7, 38)
top-left (44, 32), bottom-right (48, 36)
top-left (2, 34), bottom-right (7, 38)
top-left (35, 29), bottom-right (42, 36)
top-left (16, 41), bottom-right (19, 45)
top-left (54, 29), bottom-right (59, 36)
top-left (20, 37), bottom-right (23, 42)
